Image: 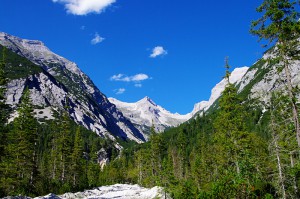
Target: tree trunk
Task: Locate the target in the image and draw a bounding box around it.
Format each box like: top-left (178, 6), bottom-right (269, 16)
top-left (271, 111), bottom-right (287, 199)
top-left (284, 63), bottom-right (300, 146)
top-left (275, 138), bottom-right (286, 199)
top-left (281, 43), bottom-right (300, 148)
top-left (290, 151), bottom-right (298, 197)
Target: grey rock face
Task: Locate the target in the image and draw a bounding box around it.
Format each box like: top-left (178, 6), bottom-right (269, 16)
top-left (0, 32), bottom-right (145, 143)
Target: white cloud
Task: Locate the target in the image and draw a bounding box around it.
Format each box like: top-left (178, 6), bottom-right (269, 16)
top-left (134, 84), bottom-right (142, 88)
top-left (150, 46), bottom-right (167, 58)
top-left (52, 0), bottom-right (116, 15)
top-left (91, 33), bottom-right (105, 45)
top-left (115, 88), bottom-right (125, 95)
top-left (110, 73), bottom-right (149, 82)
top-left (131, 74), bottom-right (149, 81)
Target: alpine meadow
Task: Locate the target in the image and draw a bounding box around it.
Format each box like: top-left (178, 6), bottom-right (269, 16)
top-left (2, 0), bottom-right (300, 198)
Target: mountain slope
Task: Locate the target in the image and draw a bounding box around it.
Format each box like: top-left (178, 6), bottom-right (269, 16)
top-left (0, 32), bottom-right (145, 143)
top-left (237, 51), bottom-right (300, 102)
top-left (109, 97), bottom-right (190, 138)
top-left (108, 67), bottom-right (249, 138)
top-left (191, 66), bottom-right (249, 115)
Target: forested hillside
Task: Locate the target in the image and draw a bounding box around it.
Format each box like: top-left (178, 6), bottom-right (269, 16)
top-left (1, 0), bottom-right (300, 198)
top-left (0, 47), bottom-right (121, 196)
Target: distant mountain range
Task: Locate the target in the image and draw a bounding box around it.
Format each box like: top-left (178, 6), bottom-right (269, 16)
top-left (108, 67), bottom-right (249, 137)
top-left (1, 32), bottom-right (299, 143)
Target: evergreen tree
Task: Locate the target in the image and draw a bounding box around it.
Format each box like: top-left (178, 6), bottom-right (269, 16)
top-left (71, 127), bottom-right (84, 189)
top-left (251, 0), bottom-right (300, 147)
top-left (149, 125), bottom-right (165, 185)
top-left (213, 58), bottom-right (247, 175)
top-left (268, 92), bottom-right (299, 198)
top-left (0, 46), bottom-right (8, 130)
top-left (58, 108), bottom-right (72, 185)
top-left (212, 58), bottom-right (267, 197)
top-left (0, 46), bottom-right (10, 196)
top-left (5, 87), bottom-right (38, 195)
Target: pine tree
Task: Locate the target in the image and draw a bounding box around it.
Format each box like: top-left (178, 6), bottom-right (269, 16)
top-left (251, 0), bottom-right (300, 148)
top-left (0, 46), bottom-right (10, 196)
top-left (0, 47), bottom-right (8, 129)
top-left (58, 108), bottom-right (72, 184)
top-left (71, 127), bottom-right (84, 188)
top-left (149, 125), bottom-right (165, 185)
top-left (213, 58), bottom-right (247, 175)
top-left (87, 139), bottom-right (101, 188)
top-left (268, 92), bottom-right (299, 198)
top-left (212, 58), bottom-right (267, 197)
top-left (5, 87), bottom-right (38, 195)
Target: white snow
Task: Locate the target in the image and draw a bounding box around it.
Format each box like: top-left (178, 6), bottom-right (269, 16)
top-left (109, 96), bottom-right (190, 135)
top-left (190, 66), bottom-right (249, 116)
top-left (207, 66), bottom-right (249, 107)
top-left (32, 184), bottom-right (170, 199)
top-left (109, 67), bottom-right (249, 136)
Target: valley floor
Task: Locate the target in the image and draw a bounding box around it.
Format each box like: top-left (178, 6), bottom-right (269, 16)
top-left (3, 184), bottom-right (170, 199)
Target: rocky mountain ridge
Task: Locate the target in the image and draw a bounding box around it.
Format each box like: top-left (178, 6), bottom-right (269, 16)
top-left (108, 96), bottom-right (190, 138)
top-left (109, 67), bottom-right (249, 136)
top-left (0, 32), bottom-right (145, 143)
top-left (2, 32), bottom-right (298, 143)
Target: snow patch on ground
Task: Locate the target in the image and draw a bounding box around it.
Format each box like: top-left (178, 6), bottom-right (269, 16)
top-left (2, 184), bottom-right (170, 199)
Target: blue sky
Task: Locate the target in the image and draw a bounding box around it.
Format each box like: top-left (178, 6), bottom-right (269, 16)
top-left (0, 0), bottom-right (265, 114)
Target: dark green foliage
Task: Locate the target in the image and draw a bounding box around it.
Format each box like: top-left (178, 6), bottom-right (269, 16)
top-left (1, 1), bottom-right (300, 197)
top-left (1, 88), bottom-right (38, 195)
top-left (0, 101), bottom-right (117, 197)
top-left (0, 45), bottom-right (42, 80)
top-left (0, 47), bottom-right (10, 196)
top-left (251, 0), bottom-right (300, 149)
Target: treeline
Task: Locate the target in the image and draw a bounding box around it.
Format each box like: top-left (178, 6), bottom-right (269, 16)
top-left (0, 50), bottom-right (118, 197)
top-left (96, 66), bottom-right (300, 198)
top-left (96, 1), bottom-right (300, 194)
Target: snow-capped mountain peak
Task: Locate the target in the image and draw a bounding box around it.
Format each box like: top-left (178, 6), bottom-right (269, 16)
top-left (109, 97), bottom-right (190, 139)
top-left (109, 67), bottom-right (249, 137)
top-left (137, 96), bottom-right (157, 106)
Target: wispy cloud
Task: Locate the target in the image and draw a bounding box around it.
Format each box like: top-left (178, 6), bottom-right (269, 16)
top-left (115, 88), bottom-right (125, 95)
top-left (110, 73), bottom-right (149, 82)
top-left (91, 33), bottom-right (105, 45)
top-left (150, 46), bottom-right (167, 58)
top-left (134, 83), bottom-right (142, 88)
top-left (80, 25), bottom-right (85, 30)
top-left (52, 0), bottom-right (116, 15)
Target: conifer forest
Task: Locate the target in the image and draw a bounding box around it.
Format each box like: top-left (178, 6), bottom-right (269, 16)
top-left (2, 0), bottom-right (300, 198)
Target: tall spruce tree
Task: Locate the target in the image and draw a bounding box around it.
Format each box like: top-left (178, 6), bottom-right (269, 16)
top-left (71, 127), bottom-right (84, 188)
top-left (0, 45), bottom-right (10, 197)
top-left (5, 87), bottom-right (38, 195)
top-left (213, 58), bottom-right (247, 175)
top-left (0, 46), bottom-right (7, 123)
top-left (268, 92), bottom-right (299, 198)
top-left (0, 47), bottom-right (9, 158)
top-left (251, 0), bottom-right (300, 147)
top-left (212, 58), bottom-right (267, 197)
top-left (58, 102), bottom-right (72, 184)
top-left (149, 125), bottom-right (165, 185)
